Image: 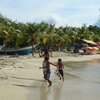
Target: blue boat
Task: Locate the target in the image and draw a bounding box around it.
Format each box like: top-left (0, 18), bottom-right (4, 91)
top-left (0, 45), bottom-right (32, 55)
top-left (17, 46), bottom-right (32, 55)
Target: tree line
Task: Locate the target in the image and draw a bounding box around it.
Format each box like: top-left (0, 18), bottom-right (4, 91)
top-left (0, 14), bottom-right (100, 51)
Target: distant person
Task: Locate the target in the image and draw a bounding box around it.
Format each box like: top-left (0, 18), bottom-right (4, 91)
top-left (56, 58), bottom-right (64, 81)
top-left (39, 38), bottom-right (44, 54)
top-left (48, 46), bottom-right (53, 57)
top-left (39, 57), bottom-right (56, 87)
top-left (81, 43), bottom-right (89, 54)
top-left (39, 49), bottom-right (52, 60)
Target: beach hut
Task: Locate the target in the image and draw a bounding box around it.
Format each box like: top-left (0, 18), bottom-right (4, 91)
top-left (82, 39), bottom-right (97, 46)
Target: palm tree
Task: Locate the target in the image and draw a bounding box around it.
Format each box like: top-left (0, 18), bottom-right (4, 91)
top-left (1, 30), bottom-right (9, 54)
top-left (2, 30), bottom-right (9, 45)
top-left (14, 29), bottom-right (23, 48)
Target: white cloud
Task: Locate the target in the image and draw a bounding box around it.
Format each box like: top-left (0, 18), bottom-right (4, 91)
top-left (0, 0), bottom-right (100, 26)
top-left (42, 13), bottom-right (80, 27)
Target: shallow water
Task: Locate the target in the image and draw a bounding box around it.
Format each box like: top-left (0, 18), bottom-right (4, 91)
top-left (28, 59), bottom-right (100, 100)
top-left (2, 57), bottom-right (100, 100)
top-left (1, 56), bottom-right (100, 100)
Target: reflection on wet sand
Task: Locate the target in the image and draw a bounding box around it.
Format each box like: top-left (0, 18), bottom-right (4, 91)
top-left (53, 84), bottom-right (63, 100)
top-left (39, 85), bottom-right (50, 100)
top-left (39, 82), bottom-right (63, 100)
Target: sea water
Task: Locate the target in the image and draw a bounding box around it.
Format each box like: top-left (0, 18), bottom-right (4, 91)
top-left (38, 59), bottom-right (100, 100)
top-left (27, 59), bottom-right (100, 100)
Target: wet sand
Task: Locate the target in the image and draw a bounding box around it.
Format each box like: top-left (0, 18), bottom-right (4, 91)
top-left (0, 52), bottom-right (100, 100)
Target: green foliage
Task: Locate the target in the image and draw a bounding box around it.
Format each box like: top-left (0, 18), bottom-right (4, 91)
top-left (0, 14), bottom-right (100, 50)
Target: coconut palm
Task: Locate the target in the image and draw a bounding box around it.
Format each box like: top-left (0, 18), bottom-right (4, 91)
top-left (1, 13), bottom-right (100, 54)
top-left (0, 30), bottom-right (9, 54)
top-left (14, 29), bottom-right (23, 48)
top-left (1, 30), bottom-right (9, 46)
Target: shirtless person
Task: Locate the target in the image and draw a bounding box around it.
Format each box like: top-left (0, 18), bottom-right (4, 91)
top-left (39, 57), bottom-right (56, 87)
top-left (56, 58), bottom-right (64, 81)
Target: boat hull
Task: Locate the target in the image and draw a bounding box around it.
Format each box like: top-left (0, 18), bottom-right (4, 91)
top-left (0, 46), bottom-right (32, 55)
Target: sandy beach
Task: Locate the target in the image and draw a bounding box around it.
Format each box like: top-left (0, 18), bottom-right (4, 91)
top-left (0, 52), bottom-right (100, 100)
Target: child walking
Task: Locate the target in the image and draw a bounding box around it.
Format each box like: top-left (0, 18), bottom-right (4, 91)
top-left (56, 58), bottom-right (64, 81)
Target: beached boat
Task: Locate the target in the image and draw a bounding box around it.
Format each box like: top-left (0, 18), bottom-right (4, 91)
top-left (0, 45), bottom-right (3, 50)
top-left (0, 46), bottom-right (32, 55)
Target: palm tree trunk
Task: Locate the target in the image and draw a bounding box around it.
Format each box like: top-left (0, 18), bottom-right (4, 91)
top-left (32, 42), bottom-right (34, 56)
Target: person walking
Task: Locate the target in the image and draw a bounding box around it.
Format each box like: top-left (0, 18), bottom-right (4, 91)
top-left (39, 57), bottom-right (56, 87)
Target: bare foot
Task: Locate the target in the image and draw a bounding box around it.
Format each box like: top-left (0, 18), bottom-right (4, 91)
top-left (48, 81), bottom-right (52, 87)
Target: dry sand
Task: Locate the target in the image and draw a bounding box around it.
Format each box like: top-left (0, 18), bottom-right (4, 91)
top-left (0, 52), bottom-right (100, 100)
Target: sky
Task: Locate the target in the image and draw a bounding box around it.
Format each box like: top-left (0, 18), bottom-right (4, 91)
top-left (0, 0), bottom-right (100, 27)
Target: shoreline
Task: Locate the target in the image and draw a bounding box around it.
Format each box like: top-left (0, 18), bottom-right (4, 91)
top-left (0, 52), bottom-right (100, 100)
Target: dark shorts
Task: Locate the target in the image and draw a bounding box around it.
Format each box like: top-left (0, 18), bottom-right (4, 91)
top-left (59, 69), bottom-right (64, 77)
top-left (44, 70), bottom-right (51, 80)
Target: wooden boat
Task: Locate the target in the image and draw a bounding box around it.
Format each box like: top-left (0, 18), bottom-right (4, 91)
top-left (0, 45), bottom-right (3, 50)
top-left (0, 46), bottom-right (32, 55)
